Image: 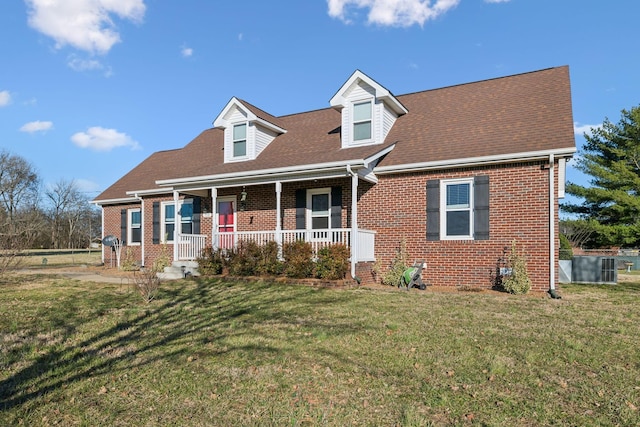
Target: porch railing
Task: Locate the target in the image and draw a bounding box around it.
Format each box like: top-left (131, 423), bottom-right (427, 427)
top-left (178, 233), bottom-right (207, 261)
top-left (211, 228), bottom-right (375, 262)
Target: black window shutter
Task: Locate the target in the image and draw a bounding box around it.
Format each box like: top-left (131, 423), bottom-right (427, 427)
top-left (474, 175), bottom-right (490, 240)
top-left (330, 186), bottom-right (342, 229)
top-left (426, 180), bottom-right (440, 241)
top-left (295, 189), bottom-right (306, 230)
top-left (152, 202), bottom-right (160, 244)
top-left (192, 197), bottom-right (201, 235)
top-left (120, 209), bottom-right (127, 245)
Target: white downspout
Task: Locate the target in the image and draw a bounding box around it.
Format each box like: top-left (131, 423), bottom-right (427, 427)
top-left (134, 193), bottom-right (145, 267)
top-left (347, 165), bottom-right (359, 280)
top-left (549, 154), bottom-right (556, 293)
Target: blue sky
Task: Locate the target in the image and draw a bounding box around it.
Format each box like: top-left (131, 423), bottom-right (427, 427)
top-left (1, 0), bottom-right (638, 199)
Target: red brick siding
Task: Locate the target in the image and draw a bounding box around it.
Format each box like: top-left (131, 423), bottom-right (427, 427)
top-left (101, 162), bottom-right (561, 291)
top-left (357, 161), bottom-right (559, 291)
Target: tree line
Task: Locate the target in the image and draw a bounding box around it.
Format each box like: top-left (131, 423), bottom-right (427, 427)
top-left (0, 149), bottom-right (101, 254)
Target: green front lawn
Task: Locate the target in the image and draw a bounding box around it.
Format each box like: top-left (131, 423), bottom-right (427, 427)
top-left (1, 275), bottom-right (639, 426)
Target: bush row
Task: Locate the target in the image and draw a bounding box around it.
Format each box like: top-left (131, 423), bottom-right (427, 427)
top-left (197, 240), bottom-right (350, 280)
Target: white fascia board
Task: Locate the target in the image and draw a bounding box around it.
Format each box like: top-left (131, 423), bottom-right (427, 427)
top-left (213, 98), bottom-right (286, 134)
top-left (91, 197), bottom-right (138, 206)
top-left (254, 117), bottom-right (287, 135)
top-left (375, 147), bottom-right (577, 174)
top-left (156, 159), bottom-right (367, 188)
top-left (125, 188), bottom-right (171, 197)
top-left (364, 143), bottom-right (396, 166)
top-left (330, 70), bottom-right (407, 115)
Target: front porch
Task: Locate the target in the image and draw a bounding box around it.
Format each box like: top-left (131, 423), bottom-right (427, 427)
top-left (177, 228), bottom-right (376, 262)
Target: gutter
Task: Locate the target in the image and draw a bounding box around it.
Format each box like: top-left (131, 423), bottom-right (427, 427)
top-left (374, 147), bottom-right (577, 175)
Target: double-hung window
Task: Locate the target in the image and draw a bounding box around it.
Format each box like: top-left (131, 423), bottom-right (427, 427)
top-left (353, 100), bottom-right (372, 142)
top-left (441, 179), bottom-right (473, 239)
top-left (128, 208), bottom-right (141, 245)
top-left (162, 200), bottom-right (193, 242)
top-left (233, 123), bottom-right (247, 158)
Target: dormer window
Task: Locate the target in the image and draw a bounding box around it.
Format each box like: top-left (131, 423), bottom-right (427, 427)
top-left (330, 70), bottom-right (407, 149)
top-left (353, 101), bottom-right (372, 142)
top-left (233, 123), bottom-right (247, 157)
top-left (213, 97), bottom-right (287, 164)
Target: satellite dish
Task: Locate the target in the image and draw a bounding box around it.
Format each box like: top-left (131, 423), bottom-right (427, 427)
top-left (102, 235), bottom-right (118, 247)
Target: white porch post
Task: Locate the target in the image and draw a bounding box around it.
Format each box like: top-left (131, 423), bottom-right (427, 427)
top-left (351, 171), bottom-right (359, 279)
top-left (211, 187), bottom-right (218, 249)
top-left (173, 190), bottom-right (180, 261)
top-left (275, 181), bottom-right (282, 247)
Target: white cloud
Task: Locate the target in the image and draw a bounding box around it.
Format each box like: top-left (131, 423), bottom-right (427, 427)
top-left (485, 0), bottom-right (510, 3)
top-left (25, 0), bottom-right (146, 54)
top-left (181, 45), bottom-right (193, 57)
top-left (20, 120), bottom-right (54, 133)
top-left (67, 55), bottom-right (114, 76)
top-left (0, 90), bottom-right (11, 107)
top-left (574, 122), bottom-right (601, 137)
top-left (238, 33), bottom-right (244, 41)
top-left (71, 126), bottom-right (140, 151)
top-left (328, 0), bottom-right (461, 27)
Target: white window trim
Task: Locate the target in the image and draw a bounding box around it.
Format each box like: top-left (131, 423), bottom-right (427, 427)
top-left (231, 122), bottom-right (250, 161)
top-left (350, 98), bottom-right (374, 145)
top-left (128, 208), bottom-right (141, 246)
top-left (306, 188), bottom-right (331, 230)
top-left (440, 178), bottom-right (474, 240)
top-left (161, 199), bottom-right (193, 243)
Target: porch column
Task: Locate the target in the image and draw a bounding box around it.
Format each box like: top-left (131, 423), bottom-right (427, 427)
top-left (351, 171), bottom-right (359, 279)
top-left (211, 187), bottom-right (218, 250)
top-left (275, 181), bottom-right (282, 247)
top-left (173, 190), bottom-right (180, 261)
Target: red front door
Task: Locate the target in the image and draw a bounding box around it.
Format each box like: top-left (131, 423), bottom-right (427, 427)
top-left (217, 200), bottom-right (235, 248)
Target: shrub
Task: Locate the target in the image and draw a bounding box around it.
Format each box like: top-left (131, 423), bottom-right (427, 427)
top-left (559, 234), bottom-right (573, 260)
top-left (153, 244), bottom-right (172, 272)
top-left (256, 240), bottom-right (283, 276)
top-left (196, 246), bottom-right (225, 276)
top-left (500, 240), bottom-right (532, 295)
top-left (133, 267), bottom-right (160, 303)
top-left (120, 247), bottom-right (140, 271)
top-left (282, 240), bottom-right (314, 278)
top-left (381, 238), bottom-right (409, 286)
top-left (315, 244), bottom-right (350, 280)
top-left (227, 240), bottom-right (262, 276)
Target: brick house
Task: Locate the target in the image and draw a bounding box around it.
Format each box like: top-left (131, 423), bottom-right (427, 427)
top-left (93, 66), bottom-right (576, 291)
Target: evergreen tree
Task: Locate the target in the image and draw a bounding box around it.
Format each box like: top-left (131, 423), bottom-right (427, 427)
top-left (562, 105), bottom-right (640, 246)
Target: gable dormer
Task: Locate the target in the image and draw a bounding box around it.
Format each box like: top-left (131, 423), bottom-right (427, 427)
top-left (330, 70), bottom-right (407, 149)
top-left (213, 97), bottom-right (286, 163)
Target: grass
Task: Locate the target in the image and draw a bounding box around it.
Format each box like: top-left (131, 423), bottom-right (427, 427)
top-left (19, 249), bottom-right (102, 268)
top-left (1, 273), bottom-right (639, 426)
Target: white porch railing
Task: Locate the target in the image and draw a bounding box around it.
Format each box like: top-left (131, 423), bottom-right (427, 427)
top-left (208, 228), bottom-right (375, 262)
top-left (178, 234), bottom-right (207, 260)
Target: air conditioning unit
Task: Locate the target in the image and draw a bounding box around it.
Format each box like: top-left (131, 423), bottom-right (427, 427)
top-left (571, 256), bottom-right (617, 284)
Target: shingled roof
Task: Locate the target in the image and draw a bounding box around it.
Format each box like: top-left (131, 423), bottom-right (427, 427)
top-left (94, 66), bottom-right (575, 203)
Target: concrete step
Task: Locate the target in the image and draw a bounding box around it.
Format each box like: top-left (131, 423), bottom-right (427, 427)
top-left (156, 262), bottom-right (200, 281)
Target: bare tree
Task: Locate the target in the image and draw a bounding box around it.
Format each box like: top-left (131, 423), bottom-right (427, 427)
top-left (0, 150), bottom-right (40, 275)
top-left (0, 150), bottom-right (40, 228)
top-left (45, 179), bottom-right (94, 249)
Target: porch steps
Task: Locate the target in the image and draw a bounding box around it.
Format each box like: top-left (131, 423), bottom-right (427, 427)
top-left (156, 261), bottom-right (200, 281)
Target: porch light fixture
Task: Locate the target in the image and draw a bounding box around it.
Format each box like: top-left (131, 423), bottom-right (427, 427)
top-left (240, 186), bottom-right (247, 211)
